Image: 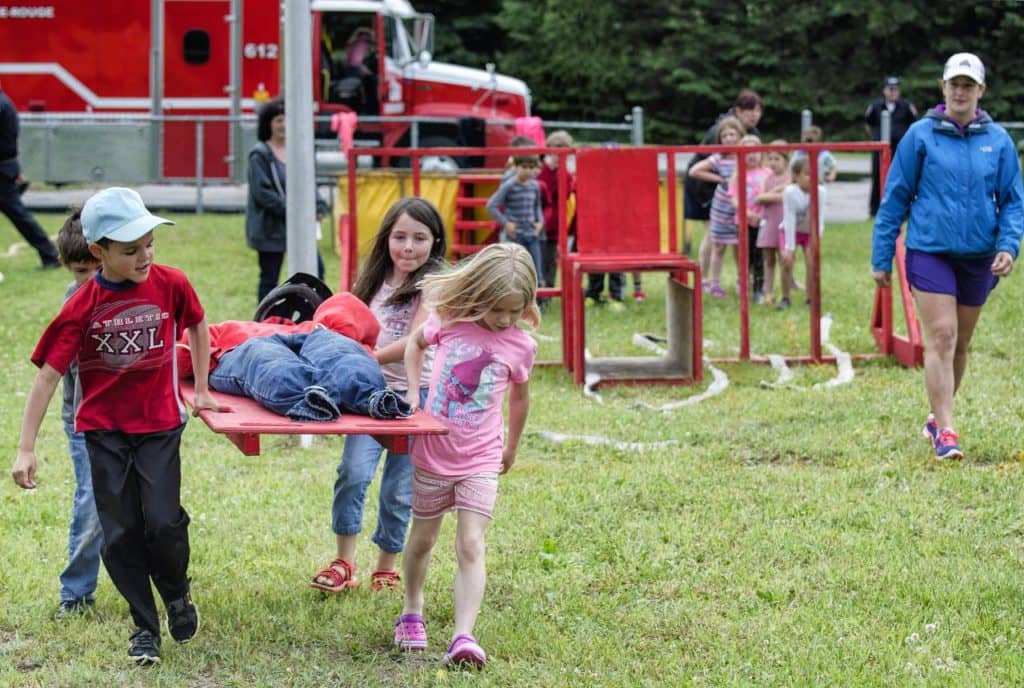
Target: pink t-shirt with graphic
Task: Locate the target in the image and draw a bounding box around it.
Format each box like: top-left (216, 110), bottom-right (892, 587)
top-left (412, 312), bottom-right (536, 477)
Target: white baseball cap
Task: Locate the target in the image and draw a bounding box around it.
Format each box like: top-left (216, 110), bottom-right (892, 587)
top-left (942, 52), bottom-right (985, 85)
top-left (82, 187), bottom-right (173, 243)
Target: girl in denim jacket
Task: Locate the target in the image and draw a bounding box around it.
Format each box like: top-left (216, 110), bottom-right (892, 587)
top-left (311, 197), bottom-right (447, 594)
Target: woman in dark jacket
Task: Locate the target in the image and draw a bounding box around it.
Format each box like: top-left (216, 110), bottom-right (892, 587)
top-left (246, 97), bottom-right (325, 302)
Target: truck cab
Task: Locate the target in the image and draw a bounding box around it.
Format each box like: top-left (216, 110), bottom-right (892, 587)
top-left (312, 0), bottom-right (531, 159)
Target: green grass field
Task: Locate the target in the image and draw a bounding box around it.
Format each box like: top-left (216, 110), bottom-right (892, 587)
top-left (2, 210), bottom-right (1023, 687)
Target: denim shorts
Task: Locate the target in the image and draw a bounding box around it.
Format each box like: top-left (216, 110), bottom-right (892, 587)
top-left (411, 468), bottom-right (499, 520)
top-left (905, 248), bottom-right (998, 307)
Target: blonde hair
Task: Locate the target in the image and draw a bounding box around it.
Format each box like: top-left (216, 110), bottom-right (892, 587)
top-left (790, 155), bottom-right (810, 176)
top-left (421, 243), bottom-right (541, 327)
top-left (545, 130), bottom-right (574, 147)
top-left (715, 116), bottom-right (746, 143)
top-left (731, 134), bottom-right (764, 186)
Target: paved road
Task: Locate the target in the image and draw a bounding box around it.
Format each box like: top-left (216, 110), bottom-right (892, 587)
top-left (22, 155), bottom-right (874, 224)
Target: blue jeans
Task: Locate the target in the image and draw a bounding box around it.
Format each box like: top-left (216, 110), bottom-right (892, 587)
top-left (210, 329), bottom-right (411, 420)
top-left (331, 388), bottom-right (428, 553)
top-left (59, 422), bottom-right (103, 603)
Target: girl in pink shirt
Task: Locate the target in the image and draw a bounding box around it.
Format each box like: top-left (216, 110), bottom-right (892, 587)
top-left (754, 142), bottom-right (791, 305)
top-left (397, 243), bottom-right (539, 669)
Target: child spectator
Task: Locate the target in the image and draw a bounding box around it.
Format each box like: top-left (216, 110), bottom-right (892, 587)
top-left (397, 243), bottom-right (538, 669)
top-left (49, 209), bottom-right (104, 619)
top-left (538, 129), bottom-right (575, 303)
top-left (779, 157), bottom-right (826, 309)
top-left (688, 117), bottom-right (746, 297)
top-left (486, 154), bottom-right (543, 282)
top-left (310, 197), bottom-right (447, 595)
top-left (11, 187), bottom-right (218, 665)
top-left (501, 135), bottom-right (539, 184)
top-left (754, 141), bottom-right (791, 305)
top-left (728, 134), bottom-right (770, 302)
top-left (792, 125), bottom-right (838, 183)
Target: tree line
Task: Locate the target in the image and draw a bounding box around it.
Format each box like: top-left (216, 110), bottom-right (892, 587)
top-left (418, 0), bottom-right (1024, 144)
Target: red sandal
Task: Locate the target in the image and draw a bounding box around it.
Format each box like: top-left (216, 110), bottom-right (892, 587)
top-left (310, 558), bottom-right (359, 592)
top-left (369, 569), bottom-right (401, 592)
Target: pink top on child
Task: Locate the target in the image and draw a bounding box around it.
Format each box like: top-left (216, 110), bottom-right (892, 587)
top-left (412, 312), bottom-right (536, 477)
top-left (368, 281), bottom-right (432, 391)
top-left (728, 166), bottom-right (771, 223)
top-left (756, 172), bottom-right (789, 248)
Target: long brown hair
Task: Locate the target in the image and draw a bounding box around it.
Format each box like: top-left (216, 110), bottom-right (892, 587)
top-left (351, 197), bottom-right (448, 307)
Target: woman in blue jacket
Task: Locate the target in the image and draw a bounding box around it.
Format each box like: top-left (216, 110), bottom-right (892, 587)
top-left (872, 52), bottom-right (1024, 460)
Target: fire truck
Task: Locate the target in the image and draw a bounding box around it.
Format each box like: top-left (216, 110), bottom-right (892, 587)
top-left (0, 0), bottom-right (531, 182)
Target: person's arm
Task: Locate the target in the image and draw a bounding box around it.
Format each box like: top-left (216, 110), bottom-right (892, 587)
top-left (486, 181), bottom-right (510, 227)
top-left (993, 133), bottom-right (1024, 271)
top-left (781, 186), bottom-right (798, 252)
top-left (187, 318), bottom-right (219, 413)
top-left (688, 157), bottom-right (725, 184)
top-left (532, 184), bottom-right (543, 232)
top-left (247, 148), bottom-right (286, 217)
top-left (756, 181), bottom-right (785, 205)
top-left (501, 379), bottom-right (530, 474)
top-left (11, 364), bottom-right (62, 489)
top-left (403, 323), bottom-right (428, 410)
top-left (871, 126), bottom-right (922, 275)
top-left (375, 300), bottom-right (429, 364)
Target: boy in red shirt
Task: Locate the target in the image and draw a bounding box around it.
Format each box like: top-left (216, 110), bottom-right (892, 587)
top-left (11, 187), bottom-right (218, 665)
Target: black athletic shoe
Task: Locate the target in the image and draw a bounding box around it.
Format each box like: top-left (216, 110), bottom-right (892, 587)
top-left (128, 628), bottom-right (161, 665)
top-left (167, 592), bottom-right (199, 643)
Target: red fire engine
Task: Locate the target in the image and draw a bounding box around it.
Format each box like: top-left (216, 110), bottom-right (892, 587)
top-left (0, 0), bottom-right (531, 180)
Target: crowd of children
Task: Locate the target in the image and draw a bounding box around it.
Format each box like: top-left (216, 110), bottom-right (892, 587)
top-left (690, 121), bottom-right (833, 309)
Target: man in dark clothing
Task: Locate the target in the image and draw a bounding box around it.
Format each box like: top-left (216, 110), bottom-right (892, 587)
top-left (0, 87), bottom-right (58, 268)
top-left (865, 76), bottom-right (918, 216)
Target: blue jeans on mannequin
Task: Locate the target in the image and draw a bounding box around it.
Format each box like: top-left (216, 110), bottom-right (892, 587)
top-left (59, 421), bottom-right (104, 604)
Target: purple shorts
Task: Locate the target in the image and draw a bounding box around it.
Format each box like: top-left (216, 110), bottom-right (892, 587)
top-left (905, 249), bottom-right (998, 307)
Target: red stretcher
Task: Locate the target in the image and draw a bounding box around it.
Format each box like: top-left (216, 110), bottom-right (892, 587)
top-left (179, 381), bottom-right (447, 456)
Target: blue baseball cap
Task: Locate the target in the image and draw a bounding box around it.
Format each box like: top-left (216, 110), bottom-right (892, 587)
top-left (82, 187), bottom-right (173, 243)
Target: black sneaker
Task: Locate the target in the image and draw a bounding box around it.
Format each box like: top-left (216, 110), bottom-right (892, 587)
top-left (128, 628), bottom-right (161, 665)
top-left (56, 598), bottom-right (93, 620)
top-left (166, 592), bottom-right (199, 643)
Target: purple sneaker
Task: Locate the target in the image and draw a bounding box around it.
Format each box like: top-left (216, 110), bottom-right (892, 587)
top-left (443, 634), bottom-right (487, 669)
top-left (934, 428), bottom-right (963, 461)
top-left (394, 614), bottom-right (427, 651)
top-left (922, 413), bottom-right (938, 447)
